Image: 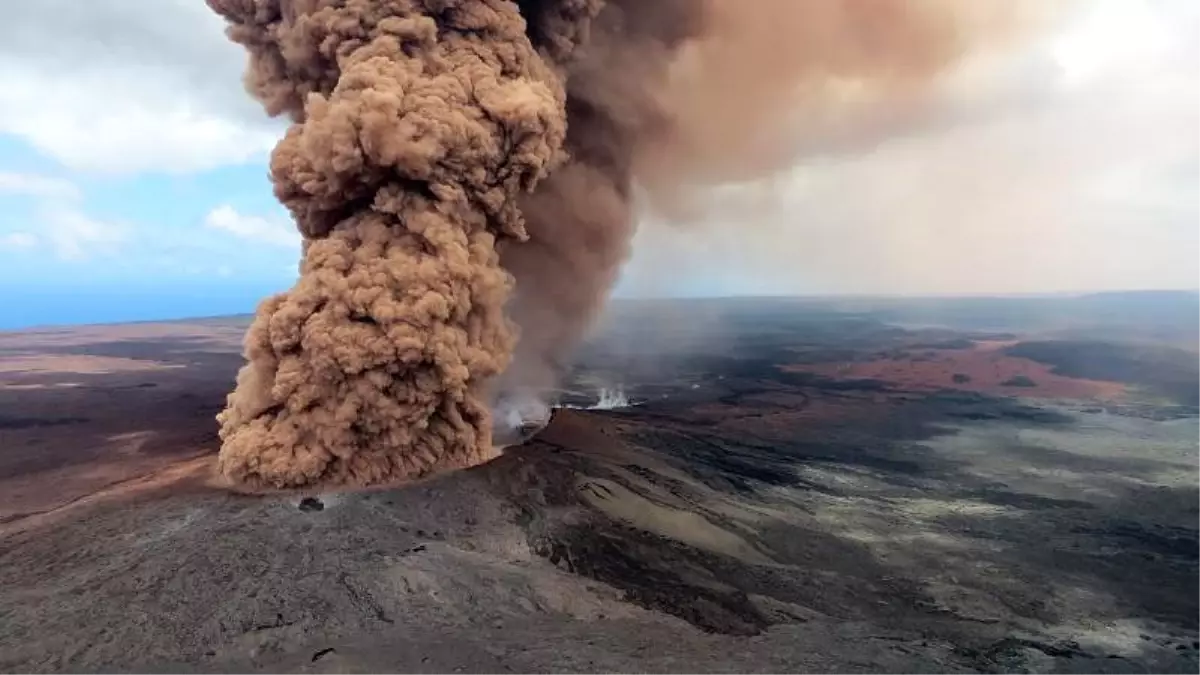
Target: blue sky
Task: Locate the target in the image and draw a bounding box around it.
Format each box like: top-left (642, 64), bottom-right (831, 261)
top-left (0, 138), bottom-right (297, 326)
top-left (0, 0), bottom-right (1196, 329)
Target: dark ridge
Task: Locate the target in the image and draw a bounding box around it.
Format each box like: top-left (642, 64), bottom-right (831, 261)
top-left (1005, 340), bottom-right (1199, 405)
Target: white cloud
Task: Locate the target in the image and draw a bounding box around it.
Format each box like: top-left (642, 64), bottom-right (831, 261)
top-left (0, 171), bottom-right (125, 261)
top-left (0, 75), bottom-right (281, 174)
top-left (0, 172), bottom-right (80, 200)
top-left (205, 205), bottom-right (300, 249)
top-left (41, 208), bottom-right (128, 261)
top-left (0, 232), bottom-right (37, 250)
top-left (0, 171), bottom-right (135, 262)
top-left (0, 0), bottom-right (283, 174)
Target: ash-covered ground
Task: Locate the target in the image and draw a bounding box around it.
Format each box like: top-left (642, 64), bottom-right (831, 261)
top-left (1, 294), bottom-right (1196, 673)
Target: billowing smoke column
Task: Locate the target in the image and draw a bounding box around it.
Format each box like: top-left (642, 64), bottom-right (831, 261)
top-left (209, 0), bottom-right (1033, 489)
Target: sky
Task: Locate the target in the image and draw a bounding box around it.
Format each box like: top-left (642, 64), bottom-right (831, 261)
top-left (0, 0), bottom-right (1196, 328)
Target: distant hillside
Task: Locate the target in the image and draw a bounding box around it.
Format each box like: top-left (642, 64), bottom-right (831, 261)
top-left (1005, 340), bottom-right (1200, 406)
top-left (842, 291), bottom-right (1199, 347)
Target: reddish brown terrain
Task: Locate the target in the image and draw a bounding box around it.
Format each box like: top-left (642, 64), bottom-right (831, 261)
top-left (1, 296), bottom-right (1197, 673)
top-left (782, 339), bottom-right (1128, 401)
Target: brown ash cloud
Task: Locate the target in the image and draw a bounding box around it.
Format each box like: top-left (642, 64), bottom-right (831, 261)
top-left (208, 0), bottom-right (1037, 489)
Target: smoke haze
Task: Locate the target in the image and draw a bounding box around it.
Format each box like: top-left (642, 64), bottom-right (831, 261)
top-left (616, 1), bottom-right (1198, 297)
top-left (209, 0), bottom-right (1042, 489)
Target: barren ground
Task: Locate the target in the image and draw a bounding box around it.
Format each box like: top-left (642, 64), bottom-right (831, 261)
top-left (1, 297), bottom-right (1196, 673)
top-left (781, 340), bottom-right (1127, 401)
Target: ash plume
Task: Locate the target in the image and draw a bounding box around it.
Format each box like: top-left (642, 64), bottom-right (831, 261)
top-left (209, 0), bottom-right (1038, 489)
top-left (208, 0), bottom-right (581, 488)
top-left (495, 0), bottom-right (1043, 410)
